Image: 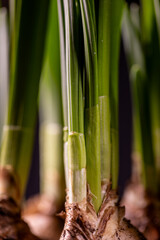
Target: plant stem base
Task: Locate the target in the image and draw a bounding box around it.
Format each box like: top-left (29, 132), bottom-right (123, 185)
top-left (60, 185), bottom-right (146, 240)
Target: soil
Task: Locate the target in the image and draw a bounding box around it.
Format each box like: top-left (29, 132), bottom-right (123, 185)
top-left (60, 185), bottom-right (146, 240)
top-left (121, 182), bottom-right (160, 240)
top-left (23, 194), bottom-right (64, 240)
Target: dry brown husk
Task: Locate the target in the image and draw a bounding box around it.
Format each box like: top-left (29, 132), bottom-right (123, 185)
top-left (23, 194), bottom-right (64, 240)
top-left (60, 185), bottom-right (146, 240)
top-left (122, 181), bottom-right (160, 240)
top-left (0, 196), bottom-right (41, 240)
top-left (0, 166), bottom-right (41, 240)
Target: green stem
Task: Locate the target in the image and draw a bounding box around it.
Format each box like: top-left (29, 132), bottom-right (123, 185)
top-left (130, 65), bottom-right (158, 195)
top-left (0, 0), bottom-right (49, 198)
top-left (0, 8), bottom-right (8, 142)
top-left (79, 0), bottom-right (101, 212)
top-left (123, 3), bottom-right (160, 194)
top-left (68, 132), bottom-right (86, 203)
top-left (63, 0), bottom-right (86, 203)
top-left (153, 0), bottom-right (160, 46)
top-left (39, 0), bottom-right (62, 124)
top-left (84, 105), bottom-right (101, 210)
top-left (79, 0), bottom-right (98, 108)
top-left (57, 0), bottom-right (69, 189)
top-left (40, 123), bottom-right (65, 203)
top-left (122, 5), bottom-right (145, 70)
top-left (9, 0), bottom-right (22, 88)
top-left (141, 0), bottom-right (154, 44)
top-left (98, 0), bottom-right (111, 185)
top-left (89, 0), bottom-right (96, 35)
top-left (110, 0), bottom-right (124, 190)
top-left (64, 0), bottom-right (79, 133)
top-left (57, 0), bottom-right (68, 128)
top-left (151, 0), bottom-right (160, 189)
top-left (99, 96), bottom-right (110, 184)
top-left (39, 0), bottom-right (65, 203)
top-left (63, 127), bottom-right (69, 188)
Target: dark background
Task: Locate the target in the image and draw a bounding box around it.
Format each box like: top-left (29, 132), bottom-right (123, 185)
top-left (1, 0), bottom-right (140, 199)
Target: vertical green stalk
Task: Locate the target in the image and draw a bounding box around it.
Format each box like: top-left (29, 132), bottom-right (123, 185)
top-left (63, 0), bottom-right (86, 203)
top-left (57, 0), bottom-right (68, 128)
top-left (9, 0), bottom-right (15, 35)
top-left (0, 0), bottom-right (49, 198)
top-left (123, 4), bottom-right (159, 195)
top-left (141, 0), bottom-right (154, 44)
top-left (89, 0), bottom-right (96, 33)
top-left (122, 6), bottom-right (145, 69)
top-left (40, 124), bottom-right (65, 203)
top-left (150, 84), bottom-right (160, 191)
top-left (9, 0), bottom-right (22, 88)
top-left (149, 0), bottom-right (160, 190)
top-left (122, 5), bottom-right (144, 180)
top-left (130, 66), bottom-right (158, 195)
top-left (98, 0), bottom-right (111, 186)
top-left (149, 54), bottom-right (160, 191)
top-left (139, 0), bottom-right (160, 171)
top-left (153, 0), bottom-right (160, 46)
top-left (39, 0), bottom-right (65, 203)
top-left (79, 0), bottom-right (101, 212)
top-left (0, 7), bottom-right (8, 142)
top-left (57, 0), bottom-right (69, 188)
top-left (110, 0), bottom-right (124, 190)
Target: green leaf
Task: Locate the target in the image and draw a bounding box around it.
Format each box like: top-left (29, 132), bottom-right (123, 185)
top-left (80, 0), bottom-right (101, 212)
top-left (40, 0), bottom-right (62, 125)
top-left (109, 0), bottom-right (124, 189)
top-left (0, 8), bottom-right (8, 142)
top-left (130, 65), bottom-right (158, 195)
top-left (0, 0), bottom-right (50, 196)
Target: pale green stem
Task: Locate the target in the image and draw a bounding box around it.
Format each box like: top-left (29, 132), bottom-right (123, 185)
top-left (63, 0), bottom-right (87, 203)
top-left (110, 0), bottom-right (124, 190)
top-left (99, 96), bottom-right (111, 184)
top-left (0, 0), bottom-right (49, 200)
top-left (57, 0), bottom-right (69, 189)
top-left (122, 6), bottom-right (145, 70)
top-left (0, 8), bottom-right (8, 142)
top-left (63, 127), bottom-right (69, 189)
top-left (39, 0), bottom-right (65, 205)
top-left (79, 0), bottom-right (101, 212)
top-left (68, 132), bottom-right (86, 203)
top-left (85, 105), bottom-right (101, 211)
top-left (57, 0), bottom-right (68, 128)
top-left (98, 0), bottom-right (111, 186)
top-left (40, 123), bottom-right (65, 203)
